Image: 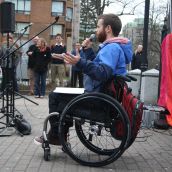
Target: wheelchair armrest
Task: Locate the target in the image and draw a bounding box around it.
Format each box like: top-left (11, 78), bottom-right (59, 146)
top-left (115, 75), bottom-right (131, 82)
top-left (126, 75), bottom-right (137, 81)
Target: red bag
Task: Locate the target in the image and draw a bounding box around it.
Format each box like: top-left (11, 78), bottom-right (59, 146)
top-left (104, 79), bottom-right (143, 145)
top-left (121, 86), bottom-right (143, 140)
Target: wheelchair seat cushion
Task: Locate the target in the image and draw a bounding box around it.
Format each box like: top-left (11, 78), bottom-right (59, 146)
top-left (68, 99), bottom-right (112, 123)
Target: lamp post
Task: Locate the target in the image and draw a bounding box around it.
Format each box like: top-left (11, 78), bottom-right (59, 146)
top-left (137, 0), bottom-right (150, 100)
top-left (142, 0), bottom-right (150, 71)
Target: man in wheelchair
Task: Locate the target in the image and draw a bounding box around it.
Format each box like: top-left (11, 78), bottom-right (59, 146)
top-left (34, 13), bottom-right (133, 146)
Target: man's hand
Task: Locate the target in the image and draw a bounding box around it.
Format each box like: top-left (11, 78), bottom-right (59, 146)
top-left (63, 53), bottom-right (80, 65)
top-left (81, 38), bottom-right (92, 49)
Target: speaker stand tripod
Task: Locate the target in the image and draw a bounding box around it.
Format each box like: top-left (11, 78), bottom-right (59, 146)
top-left (0, 17), bottom-right (59, 137)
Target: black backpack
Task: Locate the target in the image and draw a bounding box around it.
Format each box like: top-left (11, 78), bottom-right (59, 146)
top-left (14, 116), bottom-right (31, 135)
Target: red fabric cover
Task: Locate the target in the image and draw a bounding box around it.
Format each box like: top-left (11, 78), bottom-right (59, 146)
top-left (158, 33), bottom-right (172, 126)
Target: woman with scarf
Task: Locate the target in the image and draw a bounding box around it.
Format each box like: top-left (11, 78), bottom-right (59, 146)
top-left (33, 38), bottom-right (51, 98)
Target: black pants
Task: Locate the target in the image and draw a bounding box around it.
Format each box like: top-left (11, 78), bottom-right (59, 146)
top-left (71, 70), bottom-right (83, 88)
top-left (48, 92), bottom-right (77, 136)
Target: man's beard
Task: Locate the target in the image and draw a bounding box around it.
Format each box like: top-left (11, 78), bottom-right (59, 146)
top-left (97, 29), bottom-right (106, 43)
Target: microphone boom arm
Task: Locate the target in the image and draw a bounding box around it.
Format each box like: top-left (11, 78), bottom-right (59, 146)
top-left (3, 16), bottom-right (59, 60)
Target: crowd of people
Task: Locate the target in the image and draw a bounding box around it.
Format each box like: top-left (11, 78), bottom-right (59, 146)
top-left (25, 33), bottom-right (96, 98)
top-left (0, 15), bottom-right (145, 100)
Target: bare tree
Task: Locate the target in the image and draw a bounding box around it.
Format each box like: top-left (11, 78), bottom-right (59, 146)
top-left (80, 0), bottom-right (144, 39)
top-left (148, 0), bottom-right (167, 69)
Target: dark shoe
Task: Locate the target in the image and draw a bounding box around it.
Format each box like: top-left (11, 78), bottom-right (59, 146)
top-left (48, 130), bottom-right (67, 145)
top-left (48, 135), bottom-right (61, 145)
top-left (48, 130), bottom-right (61, 145)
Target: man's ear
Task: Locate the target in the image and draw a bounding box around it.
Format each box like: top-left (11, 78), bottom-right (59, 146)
top-left (105, 25), bottom-right (112, 33)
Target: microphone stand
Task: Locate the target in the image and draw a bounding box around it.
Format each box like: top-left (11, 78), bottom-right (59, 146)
top-left (3, 17), bottom-right (59, 60)
top-left (137, 64), bottom-right (147, 100)
top-left (0, 17), bottom-right (59, 137)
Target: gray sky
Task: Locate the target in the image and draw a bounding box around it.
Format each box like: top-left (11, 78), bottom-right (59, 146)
top-left (104, 0), bottom-right (168, 28)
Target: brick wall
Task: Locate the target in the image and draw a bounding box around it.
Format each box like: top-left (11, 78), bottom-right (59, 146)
top-left (0, 0), bottom-right (73, 47)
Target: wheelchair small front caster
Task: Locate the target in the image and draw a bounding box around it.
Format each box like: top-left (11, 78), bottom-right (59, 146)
top-left (44, 147), bottom-right (50, 161)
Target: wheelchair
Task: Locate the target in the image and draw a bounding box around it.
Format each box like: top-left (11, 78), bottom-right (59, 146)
top-left (41, 75), bottom-right (143, 167)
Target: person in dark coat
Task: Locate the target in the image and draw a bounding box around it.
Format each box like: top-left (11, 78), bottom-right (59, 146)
top-left (70, 42), bottom-right (96, 88)
top-left (33, 38), bottom-right (51, 98)
top-left (70, 42), bottom-right (83, 87)
top-left (26, 36), bottom-right (39, 95)
top-left (0, 34), bottom-right (22, 92)
top-left (131, 45), bottom-right (143, 70)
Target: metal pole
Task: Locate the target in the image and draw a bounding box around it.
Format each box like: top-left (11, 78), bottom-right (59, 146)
top-left (138, 0), bottom-right (150, 100)
top-left (170, 0), bottom-right (172, 32)
top-left (142, 0), bottom-right (150, 71)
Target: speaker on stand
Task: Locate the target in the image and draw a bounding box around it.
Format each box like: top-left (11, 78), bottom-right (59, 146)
top-left (0, 2), bottom-right (30, 136)
top-left (0, 1), bottom-right (15, 33)
top-left (0, 3), bottom-right (59, 136)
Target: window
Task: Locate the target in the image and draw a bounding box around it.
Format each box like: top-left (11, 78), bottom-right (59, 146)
top-left (15, 22), bottom-right (30, 35)
top-left (51, 1), bottom-right (64, 16)
top-left (5, 0), bottom-right (31, 14)
top-left (51, 25), bottom-right (63, 36)
top-left (66, 8), bottom-right (73, 21)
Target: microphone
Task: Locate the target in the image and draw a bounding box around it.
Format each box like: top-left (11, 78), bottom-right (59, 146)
top-left (89, 34), bottom-right (96, 42)
top-left (20, 23), bottom-right (33, 31)
top-left (82, 34), bottom-right (96, 48)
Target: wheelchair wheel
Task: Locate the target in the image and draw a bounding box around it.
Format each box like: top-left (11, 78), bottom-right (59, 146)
top-left (59, 93), bottom-right (131, 167)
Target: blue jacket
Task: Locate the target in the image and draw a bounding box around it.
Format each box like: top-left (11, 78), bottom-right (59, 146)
top-left (75, 40), bottom-right (132, 92)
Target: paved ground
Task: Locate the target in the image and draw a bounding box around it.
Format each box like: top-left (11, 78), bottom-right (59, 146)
top-left (0, 95), bottom-right (172, 172)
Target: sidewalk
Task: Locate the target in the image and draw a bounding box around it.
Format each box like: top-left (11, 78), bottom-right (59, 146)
top-left (0, 95), bottom-right (172, 172)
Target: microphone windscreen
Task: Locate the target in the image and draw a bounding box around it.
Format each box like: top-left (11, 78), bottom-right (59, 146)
top-left (89, 34), bottom-right (96, 41)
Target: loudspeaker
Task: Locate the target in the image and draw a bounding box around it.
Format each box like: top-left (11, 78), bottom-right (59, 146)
top-left (0, 2), bottom-right (15, 33)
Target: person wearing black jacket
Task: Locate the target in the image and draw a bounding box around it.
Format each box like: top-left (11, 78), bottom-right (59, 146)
top-left (71, 43), bottom-right (83, 87)
top-left (26, 36), bottom-right (39, 95)
top-left (131, 45), bottom-right (143, 70)
top-left (0, 34), bottom-right (22, 92)
top-left (71, 41), bottom-right (96, 88)
top-left (33, 38), bottom-right (51, 98)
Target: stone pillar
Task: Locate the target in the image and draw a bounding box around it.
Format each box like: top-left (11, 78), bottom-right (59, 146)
top-left (140, 69), bottom-right (159, 104)
top-left (72, 0), bottom-right (80, 44)
top-left (127, 69), bottom-right (141, 97)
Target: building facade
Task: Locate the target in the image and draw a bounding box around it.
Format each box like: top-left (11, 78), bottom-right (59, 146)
top-left (0, 0), bottom-right (74, 48)
top-left (122, 18), bottom-right (144, 51)
top-left (0, 0), bottom-right (81, 80)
